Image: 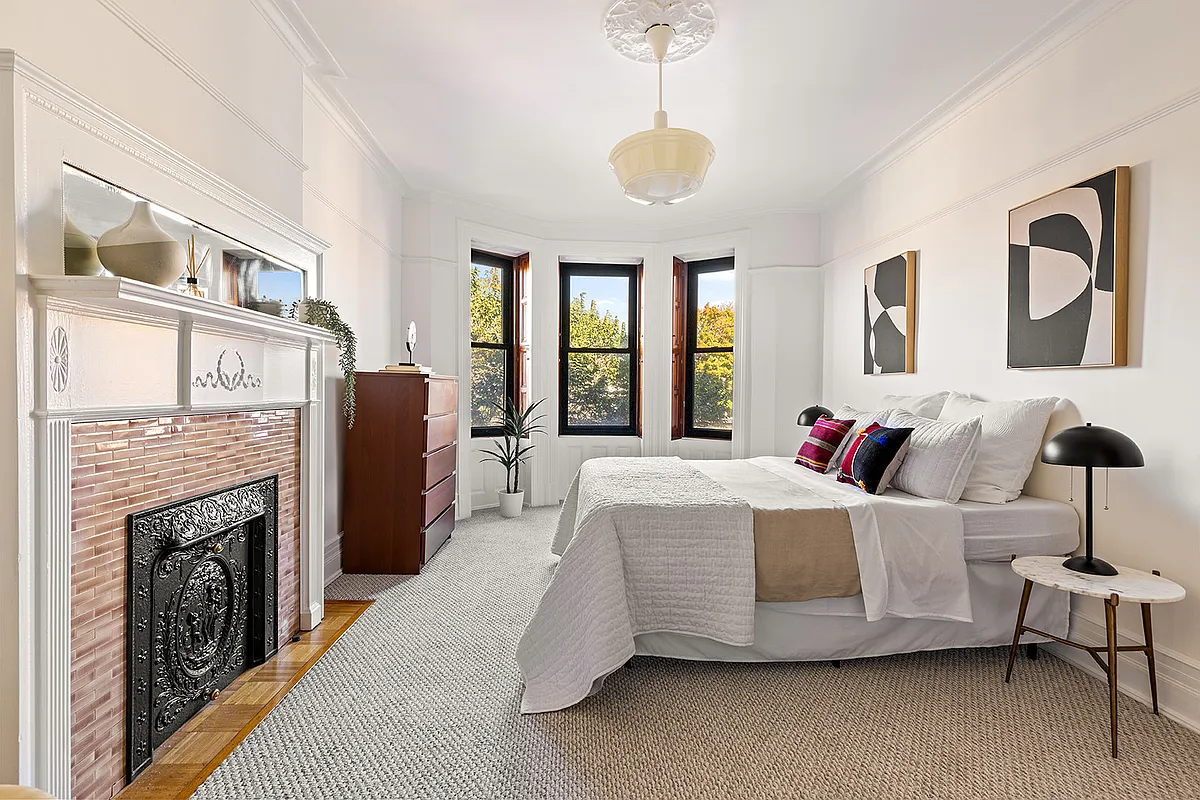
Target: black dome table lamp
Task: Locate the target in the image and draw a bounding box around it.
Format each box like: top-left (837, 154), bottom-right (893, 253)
top-left (1041, 423), bottom-right (1144, 576)
top-left (797, 405), bottom-right (832, 427)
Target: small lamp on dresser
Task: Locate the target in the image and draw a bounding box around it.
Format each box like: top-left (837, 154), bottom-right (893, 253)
top-left (1040, 422), bottom-right (1144, 576)
top-left (797, 404), bottom-right (832, 427)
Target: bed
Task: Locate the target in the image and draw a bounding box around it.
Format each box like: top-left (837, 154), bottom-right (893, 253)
top-left (516, 454), bottom-right (1079, 714)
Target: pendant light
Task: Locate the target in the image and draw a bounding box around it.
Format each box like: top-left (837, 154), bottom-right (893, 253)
top-left (607, 23), bottom-right (716, 206)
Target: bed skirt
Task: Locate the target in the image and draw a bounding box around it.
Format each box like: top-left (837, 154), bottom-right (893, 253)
top-left (633, 560), bottom-right (1064, 662)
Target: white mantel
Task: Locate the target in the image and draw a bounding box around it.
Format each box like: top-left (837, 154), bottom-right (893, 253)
top-left (3, 52), bottom-right (337, 796)
top-left (27, 276), bottom-right (333, 798)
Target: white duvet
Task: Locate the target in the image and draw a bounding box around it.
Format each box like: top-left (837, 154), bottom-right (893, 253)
top-left (517, 456), bottom-right (971, 714)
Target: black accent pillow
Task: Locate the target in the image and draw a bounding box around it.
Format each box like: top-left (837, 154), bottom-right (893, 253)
top-left (836, 426), bottom-right (914, 495)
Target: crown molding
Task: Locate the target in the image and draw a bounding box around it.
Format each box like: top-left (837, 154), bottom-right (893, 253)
top-left (302, 74), bottom-right (411, 197)
top-left (821, 81), bottom-right (1200, 265)
top-left (248, 0), bottom-right (345, 77)
top-left (819, 0), bottom-right (1135, 210)
top-left (92, 0), bottom-right (308, 173)
top-left (0, 50), bottom-right (330, 256)
top-left (250, 0), bottom-right (409, 198)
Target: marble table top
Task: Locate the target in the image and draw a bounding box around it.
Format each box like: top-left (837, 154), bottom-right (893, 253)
top-left (1012, 556), bottom-right (1186, 603)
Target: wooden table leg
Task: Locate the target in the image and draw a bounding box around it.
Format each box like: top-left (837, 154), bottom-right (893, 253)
top-left (1106, 593), bottom-right (1120, 758)
top-left (1142, 601), bottom-right (1158, 715)
top-left (1006, 579), bottom-right (1033, 683)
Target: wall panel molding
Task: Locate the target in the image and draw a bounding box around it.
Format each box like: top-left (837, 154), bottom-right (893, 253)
top-left (820, 0), bottom-right (1134, 211)
top-left (303, 181), bottom-right (402, 261)
top-left (824, 82), bottom-right (1200, 265)
top-left (93, 0), bottom-right (307, 172)
top-left (1048, 610), bottom-right (1200, 736)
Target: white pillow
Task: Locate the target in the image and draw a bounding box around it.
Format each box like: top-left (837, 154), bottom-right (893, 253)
top-left (880, 391), bottom-right (952, 420)
top-left (884, 409), bottom-right (982, 503)
top-left (826, 405), bottom-right (890, 474)
top-left (937, 393), bottom-right (1058, 503)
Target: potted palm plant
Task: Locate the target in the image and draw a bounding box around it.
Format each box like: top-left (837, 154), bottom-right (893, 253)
top-left (479, 397), bottom-right (546, 518)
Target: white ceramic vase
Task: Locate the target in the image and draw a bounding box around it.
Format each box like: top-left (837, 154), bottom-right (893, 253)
top-left (497, 490), bottom-right (525, 518)
top-left (97, 200), bottom-right (186, 287)
top-left (63, 214), bottom-right (104, 276)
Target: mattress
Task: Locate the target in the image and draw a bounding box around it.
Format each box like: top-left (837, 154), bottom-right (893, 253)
top-left (957, 494), bottom-right (1079, 561)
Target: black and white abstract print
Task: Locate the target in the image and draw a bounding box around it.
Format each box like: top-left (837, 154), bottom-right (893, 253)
top-left (864, 252), bottom-right (915, 375)
top-left (1008, 168), bottom-right (1128, 368)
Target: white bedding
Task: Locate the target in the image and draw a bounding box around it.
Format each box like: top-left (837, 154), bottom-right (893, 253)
top-left (518, 457), bottom-right (755, 713)
top-left (520, 456), bottom-right (972, 713)
top-left (959, 495), bottom-right (1079, 560)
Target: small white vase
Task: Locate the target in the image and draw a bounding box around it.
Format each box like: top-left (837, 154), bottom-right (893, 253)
top-left (63, 214), bottom-right (104, 276)
top-left (97, 200), bottom-right (186, 287)
top-left (497, 490), bottom-right (525, 518)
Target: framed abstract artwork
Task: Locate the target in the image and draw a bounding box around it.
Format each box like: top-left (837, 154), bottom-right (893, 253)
top-left (1008, 167), bottom-right (1130, 369)
top-left (864, 251), bottom-right (916, 375)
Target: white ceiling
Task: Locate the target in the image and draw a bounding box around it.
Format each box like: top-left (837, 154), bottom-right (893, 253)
top-left (293, 0), bottom-right (1080, 226)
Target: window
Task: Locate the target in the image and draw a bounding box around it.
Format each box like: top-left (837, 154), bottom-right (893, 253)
top-left (673, 256), bottom-right (734, 439)
top-left (470, 250), bottom-right (528, 437)
top-left (559, 262), bottom-right (641, 436)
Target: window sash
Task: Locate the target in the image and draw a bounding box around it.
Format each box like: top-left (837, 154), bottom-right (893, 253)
top-left (559, 263), bottom-right (640, 436)
top-left (684, 256), bottom-right (734, 440)
top-left (471, 250), bottom-right (516, 437)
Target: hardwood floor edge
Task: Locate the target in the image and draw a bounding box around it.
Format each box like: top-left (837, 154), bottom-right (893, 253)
top-left (169, 599), bottom-right (373, 800)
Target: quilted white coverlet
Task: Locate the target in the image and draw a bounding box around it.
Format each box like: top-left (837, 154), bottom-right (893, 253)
top-left (517, 457), bottom-right (754, 713)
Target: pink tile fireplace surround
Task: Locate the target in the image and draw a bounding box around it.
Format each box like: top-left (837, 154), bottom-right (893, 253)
top-left (69, 411), bottom-right (302, 800)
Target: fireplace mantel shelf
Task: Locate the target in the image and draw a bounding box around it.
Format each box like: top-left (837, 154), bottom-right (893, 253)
top-left (28, 275), bottom-right (337, 344)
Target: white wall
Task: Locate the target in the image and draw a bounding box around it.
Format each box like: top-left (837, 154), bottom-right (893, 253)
top-left (0, 0), bottom-right (404, 783)
top-left (400, 196), bottom-right (824, 514)
top-left (820, 0), bottom-right (1200, 729)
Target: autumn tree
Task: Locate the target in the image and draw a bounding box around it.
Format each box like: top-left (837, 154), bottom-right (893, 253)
top-left (693, 301), bottom-right (734, 429)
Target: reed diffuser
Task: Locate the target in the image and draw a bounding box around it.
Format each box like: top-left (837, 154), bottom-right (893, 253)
top-left (183, 234), bottom-right (210, 298)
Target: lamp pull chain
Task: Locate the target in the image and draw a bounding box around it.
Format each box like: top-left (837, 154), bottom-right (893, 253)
top-left (1104, 467), bottom-right (1110, 510)
top-left (1069, 466), bottom-right (1074, 502)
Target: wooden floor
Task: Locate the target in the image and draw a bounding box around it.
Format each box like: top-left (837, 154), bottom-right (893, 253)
top-left (117, 599), bottom-right (372, 800)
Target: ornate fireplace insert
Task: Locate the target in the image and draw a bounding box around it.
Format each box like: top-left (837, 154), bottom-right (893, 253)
top-left (126, 476), bottom-right (280, 780)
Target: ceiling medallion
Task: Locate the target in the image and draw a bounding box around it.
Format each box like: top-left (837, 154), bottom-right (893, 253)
top-left (605, 4), bottom-right (717, 206)
top-left (604, 0), bottom-right (717, 64)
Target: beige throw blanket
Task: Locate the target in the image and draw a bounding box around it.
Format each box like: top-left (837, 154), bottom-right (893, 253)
top-left (691, 461), bottom-right (861, 602)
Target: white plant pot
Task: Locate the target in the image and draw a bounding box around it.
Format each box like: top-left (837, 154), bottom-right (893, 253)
top-left (498, 490), bottom-right (525, 518)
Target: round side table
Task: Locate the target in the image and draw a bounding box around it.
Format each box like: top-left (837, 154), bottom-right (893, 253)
top-left (1005, 555), bottom-right (1185, 758)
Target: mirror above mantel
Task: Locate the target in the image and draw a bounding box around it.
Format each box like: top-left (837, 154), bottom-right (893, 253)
top-left (62, 164), bottom-right (307, 317)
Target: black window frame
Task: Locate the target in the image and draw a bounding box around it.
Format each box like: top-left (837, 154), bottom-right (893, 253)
top-left (559, 262), bottom-right (640, 437)
top-left (470, 249), bottom-right (515, 438)
top-left (685, 256), bottom-right (735, 440)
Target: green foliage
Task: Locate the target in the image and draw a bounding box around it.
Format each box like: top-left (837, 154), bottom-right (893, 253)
top-left (470, 266), bottom-right (507, 427)
top-left (694, 302), bottom-right (734, 430)
top-left (478, 397), bottom-right (547, 494)
top-left (292, 299), bottom-right (357, 428)
top-left (566, 293), bottom-right (630, 426)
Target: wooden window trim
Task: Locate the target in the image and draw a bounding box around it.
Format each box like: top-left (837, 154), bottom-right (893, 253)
top-left (559, 262), bottom-right (641, 437)
top-left (670, 257), bottom-right (687, 440)
top-left (682, 256), bottom-right (734, 440)
top-left (470, 249), bottom-right (517, 438)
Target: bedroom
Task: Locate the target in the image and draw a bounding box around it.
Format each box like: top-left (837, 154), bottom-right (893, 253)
top-left (1, 0), bottom-right (1198, 798)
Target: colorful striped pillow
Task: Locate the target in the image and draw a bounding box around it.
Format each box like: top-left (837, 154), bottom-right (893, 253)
top-left (795, 416), bottom-right (854, 473)
top-left (836, 424), bottom-right (915, 495)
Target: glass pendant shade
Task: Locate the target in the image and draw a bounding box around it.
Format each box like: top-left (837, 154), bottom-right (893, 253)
top-left (608, 126), bottom-right (716, 205)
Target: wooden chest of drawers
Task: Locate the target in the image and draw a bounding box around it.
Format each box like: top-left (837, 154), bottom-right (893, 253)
top-left (343, 371), bottom-right (458, 574)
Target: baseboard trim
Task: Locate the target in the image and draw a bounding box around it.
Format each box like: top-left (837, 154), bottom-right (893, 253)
top-left (1047, 610), bottom-right (1200, 735)
top-left (323, 531), bottom-right (343, 587)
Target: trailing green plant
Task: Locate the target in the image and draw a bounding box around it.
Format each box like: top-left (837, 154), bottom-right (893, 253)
top-left (292, 299), bottom-right (358, 428)
top-left (478, 397), bottom-right (547, 494)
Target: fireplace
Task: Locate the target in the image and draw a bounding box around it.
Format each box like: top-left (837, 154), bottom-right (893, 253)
top-left (126, 476), bottom-right (281, 780)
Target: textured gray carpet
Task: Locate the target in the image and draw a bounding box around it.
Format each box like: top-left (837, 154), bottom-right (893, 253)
top-left (194, 505), bottom-right (1200, 800)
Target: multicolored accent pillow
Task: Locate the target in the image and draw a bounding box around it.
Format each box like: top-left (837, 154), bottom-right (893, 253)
top-left (795, 416), bottom-right (854, 472)
top-left (836, 425), bottom-right (915, 495)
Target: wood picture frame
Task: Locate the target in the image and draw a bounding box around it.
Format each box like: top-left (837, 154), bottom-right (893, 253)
top-left (864, 251), bottom-right (917, 375)
top-left (1007, 166), bottom-right (1130, 369)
